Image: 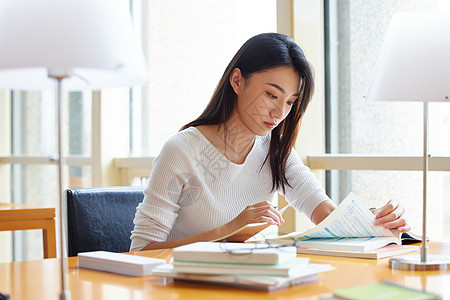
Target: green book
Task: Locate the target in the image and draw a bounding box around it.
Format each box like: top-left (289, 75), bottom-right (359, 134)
top-left (333, 281), bottom-right (441, 300)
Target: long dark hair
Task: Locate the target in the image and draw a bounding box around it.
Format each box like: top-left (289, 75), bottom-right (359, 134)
top-left (181, 33), bottom-right (314, 193)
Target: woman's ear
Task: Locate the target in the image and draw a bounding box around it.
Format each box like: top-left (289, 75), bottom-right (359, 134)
top-left (229, 68), bottom-right (243, 95)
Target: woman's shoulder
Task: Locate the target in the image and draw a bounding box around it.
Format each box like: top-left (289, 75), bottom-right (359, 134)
top-left (168, 126), bottom-right (205, 143)
top-left (161, 127), bottom-right (206, 154)
top-left (150, 127), bottom-right (209, 174)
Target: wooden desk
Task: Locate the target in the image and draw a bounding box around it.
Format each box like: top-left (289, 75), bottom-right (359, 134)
top-left (0, 242), bottom-right (449, 299)
top-left (0, 203), bottom-right (57, 259)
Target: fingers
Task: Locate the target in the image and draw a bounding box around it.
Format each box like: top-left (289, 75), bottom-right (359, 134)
top-left (377, 214), bottom-right (408, 230)
top-left (396, 224), bottom-right (411, 233)
top-left (373, 202), bottom-right (403, 225)
top-left (245, 201), bottom-right (285, 226)
top-left (373, 199), bottom-right (399, 219)
top-left (373, 199), bottom-right (410, 232)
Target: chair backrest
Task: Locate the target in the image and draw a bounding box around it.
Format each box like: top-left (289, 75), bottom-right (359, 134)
top-left (66, 186), bottom-right (144, 257)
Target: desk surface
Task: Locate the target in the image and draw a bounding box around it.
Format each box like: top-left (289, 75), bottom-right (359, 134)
top-left (1, 242), bottom-right (450, 300)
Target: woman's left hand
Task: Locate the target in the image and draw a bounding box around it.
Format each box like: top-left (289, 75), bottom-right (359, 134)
top-left (372, 199), bottom-right (411, 233)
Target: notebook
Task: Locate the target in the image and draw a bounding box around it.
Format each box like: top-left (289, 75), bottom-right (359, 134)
top-left (332, 281), bottom-right (442, 300)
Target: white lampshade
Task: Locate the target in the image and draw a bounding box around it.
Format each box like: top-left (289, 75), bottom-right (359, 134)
top-left (366, 12), bottom-right (450, 102)
top-left (0, 0), bottom-right (148, 91)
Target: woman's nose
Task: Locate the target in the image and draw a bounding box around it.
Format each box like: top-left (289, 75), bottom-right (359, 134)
top-left (270, 102), bottom-right (285, 120)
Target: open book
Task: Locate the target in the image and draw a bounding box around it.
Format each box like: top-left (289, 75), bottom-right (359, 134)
top-left (267, 193), bottom-right (421, 253)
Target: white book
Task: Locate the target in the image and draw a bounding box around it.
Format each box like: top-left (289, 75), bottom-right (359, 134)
top-left (173, 257), bottom-right (309, 276)
top-left (268, 193), bottom-right (421, 252)
top-left (152, 263), bottom-right (333, 291)
top-left (78, 251), bottom-right (166, 277)
top-left (172, 242), bottom-right (297, 265)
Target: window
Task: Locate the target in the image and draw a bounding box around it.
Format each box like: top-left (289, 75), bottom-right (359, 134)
top-left (129, 0), bottom-right (279, 238)
top-left (326, 0), bottom-right (450, 239)
top-left (2, 0), bottom-right (277, 262)
top-left (131, 0), bottom-right (277, 156)
top-left (10, 90), bottom-right (92, 261)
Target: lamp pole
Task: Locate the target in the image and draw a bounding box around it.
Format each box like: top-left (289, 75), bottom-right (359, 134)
top-left (390, 100), bottom-right (449, 270)
top-left (50, 74), bottom-right (71, 300)
top-left (421, 101), bottom-right (428, 263)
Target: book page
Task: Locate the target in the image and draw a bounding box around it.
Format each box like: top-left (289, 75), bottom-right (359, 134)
top-left (280, 192), bottom-right (396, 240)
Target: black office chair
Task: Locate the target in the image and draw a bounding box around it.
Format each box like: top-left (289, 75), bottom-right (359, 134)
top-left (66, 186), bottom-right (144, 257)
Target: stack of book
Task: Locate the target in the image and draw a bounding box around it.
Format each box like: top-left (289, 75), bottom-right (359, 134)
top-left (151, 241), bottom-right (333, 291)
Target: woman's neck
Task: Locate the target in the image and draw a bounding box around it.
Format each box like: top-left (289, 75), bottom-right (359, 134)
top-left (196, 119), bottom-right (255, 164)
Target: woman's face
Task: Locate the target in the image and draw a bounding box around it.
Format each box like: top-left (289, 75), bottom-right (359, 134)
top-left (230, 66), bottom-right (301, 136)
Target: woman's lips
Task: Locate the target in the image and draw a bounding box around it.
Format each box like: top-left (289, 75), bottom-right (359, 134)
top-left (264, 122), bottom-right (276, 130)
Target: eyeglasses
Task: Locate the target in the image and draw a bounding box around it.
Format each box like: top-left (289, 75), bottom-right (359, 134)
top-left (218, 238), bottom-right (299, 255)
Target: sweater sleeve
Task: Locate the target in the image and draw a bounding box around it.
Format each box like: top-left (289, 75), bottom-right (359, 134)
top-left (130, 133), bottom-right (195, 251)
top-left (281, 149), bottom-right (331, 220)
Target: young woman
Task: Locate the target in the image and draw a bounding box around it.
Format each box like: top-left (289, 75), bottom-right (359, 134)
top-left (130, 33), bottom-right (410, 252)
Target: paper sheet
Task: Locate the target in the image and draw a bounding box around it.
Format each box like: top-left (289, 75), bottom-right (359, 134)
top-left (282, 193), bottom-right (395, 239)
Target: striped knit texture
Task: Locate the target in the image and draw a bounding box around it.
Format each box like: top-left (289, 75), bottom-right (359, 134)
top-left (130, 127), bottom-right (329, 251)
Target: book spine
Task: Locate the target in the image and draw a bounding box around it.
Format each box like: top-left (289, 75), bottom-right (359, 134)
top-left (172, 266), bottom-right (288, 277)
top-left (173, 253), bottom-right (279, 265)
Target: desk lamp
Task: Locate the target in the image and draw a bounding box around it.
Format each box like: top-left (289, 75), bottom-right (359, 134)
top-left (366, 12), bottom-right (450, 270)
top-left (0, 0), bottom-right (148, 298)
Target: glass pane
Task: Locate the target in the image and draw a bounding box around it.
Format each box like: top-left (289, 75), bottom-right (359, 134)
top-left (12, 91), bottom-right (57, 155)
top-left (12, 164), bottom-right (57, 261)
top-left (11, 90), bottom-right (92, 156)
top-left (343, 170), bottom-right (446, 240)
top-left (11, 89), bottom-right (92, 261)
top-left (69, 166), bottom-right (92, 188)
top-left (68, 92), bottom-right (92, 156)
top-left (330, 1), bottom-right (450, 240)
top-left (131, 0), bottom-right (277, 156)
top-left (12, 164), bottom-right (91, 261)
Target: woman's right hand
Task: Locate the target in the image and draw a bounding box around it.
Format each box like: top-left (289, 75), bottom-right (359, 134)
top-left (230, 201), bottom-right (285, 229)
top-left (141, 201), bottom-right (285, 251)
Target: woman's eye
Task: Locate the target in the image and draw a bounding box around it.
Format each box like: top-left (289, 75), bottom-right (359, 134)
top-left (287, 97), bottom-right (298, 106)
top-left (266, 92), bottom-right (277, 100)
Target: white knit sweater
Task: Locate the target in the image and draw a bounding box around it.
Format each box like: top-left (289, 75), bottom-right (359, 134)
top-left (130, 127), bottom-right (330, 251)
